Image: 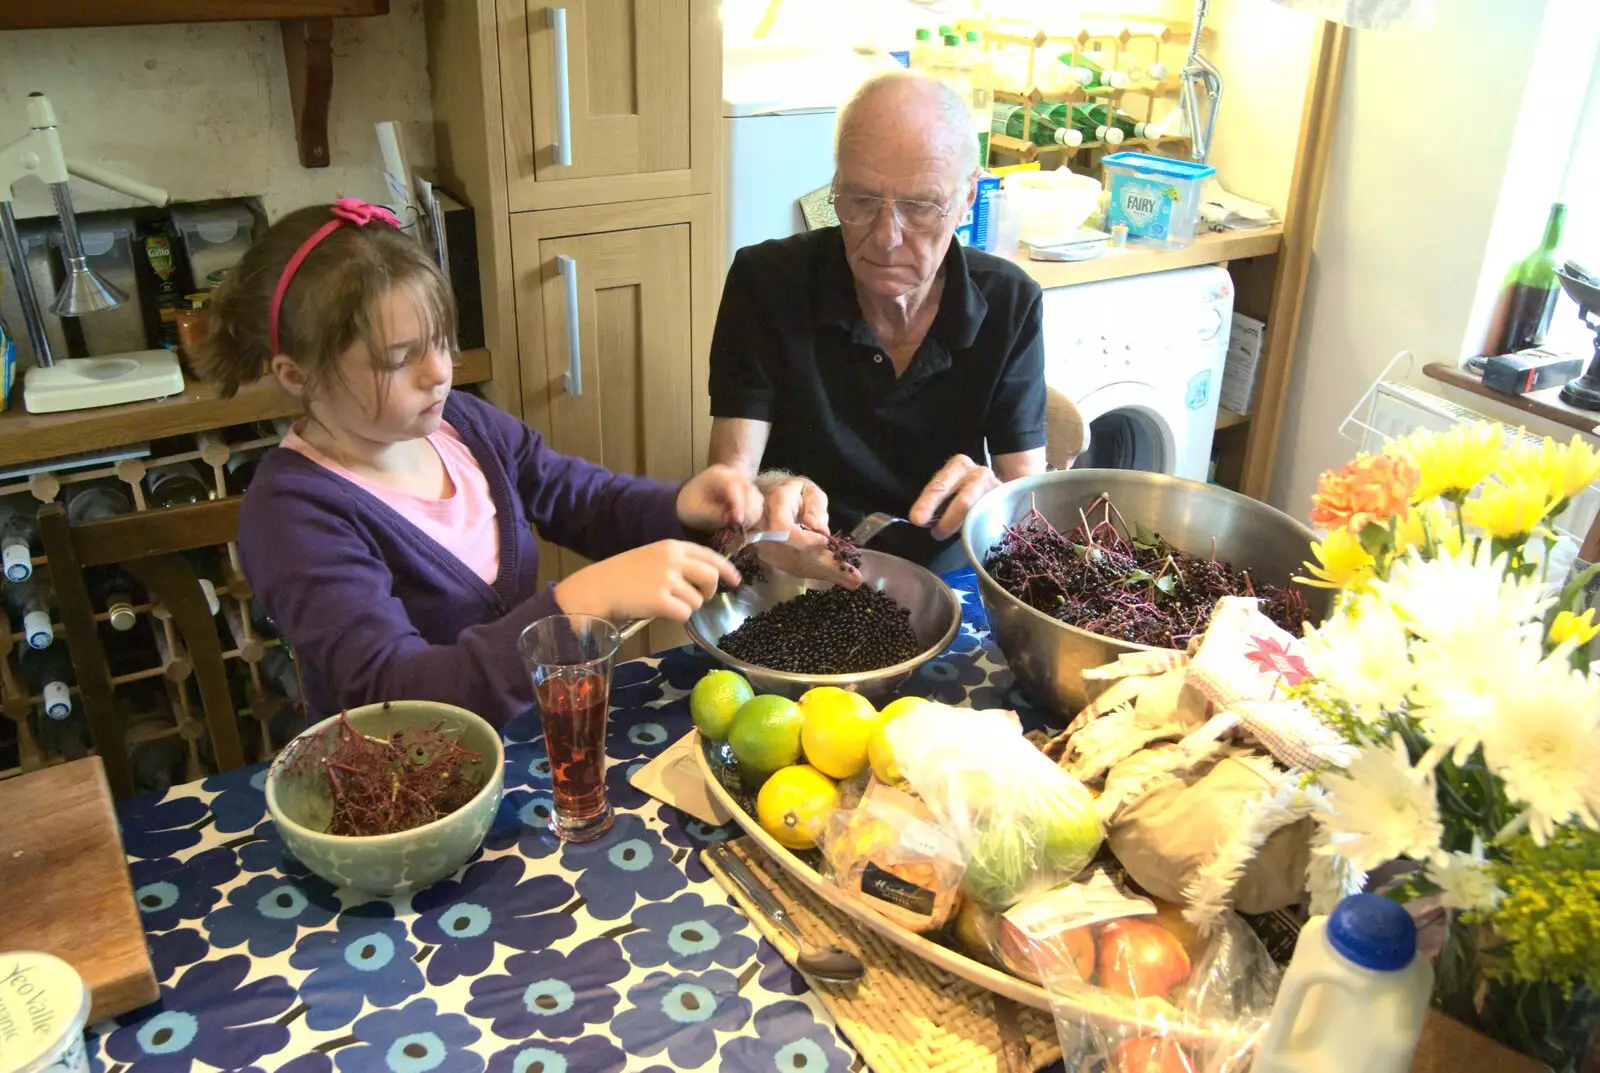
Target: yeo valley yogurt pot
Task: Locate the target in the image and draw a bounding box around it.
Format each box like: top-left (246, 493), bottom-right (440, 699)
top-left (0, 952), bottom-right (91, 1073)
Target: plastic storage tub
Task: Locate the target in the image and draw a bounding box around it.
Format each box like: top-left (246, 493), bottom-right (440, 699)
top-left (1101, 152), bottom-right (1215, 249)
top-left (169, 201), bottom-right (256, 290)
top-left (56, 213), bottom-right (145, 356)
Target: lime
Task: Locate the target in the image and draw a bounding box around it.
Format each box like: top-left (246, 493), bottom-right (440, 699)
top-left (797, 686), bottom-right (879, 780)
top-left (690, 670), bottom-right (755, 741)
top-left (756, 764), bottom-right (839, 850)
top-left (728, 694), bottom-right (804, 781)
top-left (868, 696), bottom-right (929, 785)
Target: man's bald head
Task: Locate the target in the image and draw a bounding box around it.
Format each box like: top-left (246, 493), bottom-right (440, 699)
top-left (833, 72), bottom-right (979, 182)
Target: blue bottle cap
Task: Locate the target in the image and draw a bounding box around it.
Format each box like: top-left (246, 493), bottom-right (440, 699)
top-left (1327, 893), bottom-right (1417, 972)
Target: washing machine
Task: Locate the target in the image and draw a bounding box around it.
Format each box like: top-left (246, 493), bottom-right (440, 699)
top-left (1041, 264), bottom-right (1234, 481)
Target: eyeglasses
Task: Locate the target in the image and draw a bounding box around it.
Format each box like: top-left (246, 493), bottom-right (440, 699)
top-left (829, 191), bottom-right (954, 233)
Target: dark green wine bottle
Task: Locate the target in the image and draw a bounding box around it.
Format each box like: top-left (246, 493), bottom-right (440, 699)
top-left (1502, 203), bottom-right (1566, 353)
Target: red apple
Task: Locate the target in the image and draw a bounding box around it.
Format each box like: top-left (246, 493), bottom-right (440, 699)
top-left (1097, 918), bottom-right (1192, 999)
top-left (1113, 1037), bottom-right (1198, 1073)
top-left (998, 917), bottom-right (1097, 984)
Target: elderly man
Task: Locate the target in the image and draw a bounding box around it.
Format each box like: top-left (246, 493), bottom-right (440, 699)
top-left (707, 72), bottom-right (1048, 572)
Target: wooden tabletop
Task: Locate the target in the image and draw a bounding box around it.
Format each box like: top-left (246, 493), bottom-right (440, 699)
top-left (0, 757), bottom-right (158, 1020)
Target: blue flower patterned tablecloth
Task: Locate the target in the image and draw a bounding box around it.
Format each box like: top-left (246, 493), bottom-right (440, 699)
top-left (93, 569), bottom-right (1063, 1073)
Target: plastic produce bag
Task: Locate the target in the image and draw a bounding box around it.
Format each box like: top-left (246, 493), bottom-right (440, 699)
top-left (817, 779), bottom-right (966, 934)
top-left (1001, 869), bottom-right (1282, 1073)
top-left (885, 705), bottom-right (1103, 910)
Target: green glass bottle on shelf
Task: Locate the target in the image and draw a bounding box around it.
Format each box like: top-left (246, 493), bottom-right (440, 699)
top-left (1500, 202), bottom-right (1567, 354)
top-left (145, 461), bottom-right (213, 509)
top-left (1057, 50), bottom-right (1128, 91)
top-left (65, 482), bottom-right (133, 525)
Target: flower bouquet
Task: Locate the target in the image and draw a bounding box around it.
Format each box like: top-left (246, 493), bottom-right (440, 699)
top-left (1295, 424), bottom-right (1600, 1071)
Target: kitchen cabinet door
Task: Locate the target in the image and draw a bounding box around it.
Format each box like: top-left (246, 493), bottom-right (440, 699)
top-left (499, 0), bottom-right (718, 212)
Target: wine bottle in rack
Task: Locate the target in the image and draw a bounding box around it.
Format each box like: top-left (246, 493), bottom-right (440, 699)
top-left (127, 715), bottom-right (189, 793)
top-left (1, 716), bottom-right (18, 772)
top-left (223, 450), bottom-right (264, 494)
top-left (145, 462), bottom-right (213, 509)
top-left (259, 645), bottom-right (303, 709)
top-left (0, 497), bottom-right (39, 583)
top-left (33, 710), bottom-right (88, 762)
top-left (6, 578), bottom-right (56, 650)
top-left (87, 566), bottom-right (141, 632)
top-left (21, 642), bottom-right (74, 721)
top-left (65, 481), bottom-right (134, 525)
top-left (184, 548), bottom-right (223, 617)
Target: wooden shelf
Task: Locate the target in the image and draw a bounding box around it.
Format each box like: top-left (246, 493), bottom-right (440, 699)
top-left (0, 347), bottom-right (491, 469)
top-left (1423, 361), bottom-right (1600, 437)
top-left (1017, 227), bottom-right (1282, 290)
top-left (2, 2), bottom-right (392, 167)
top-left (0, 1), bottom-right (388, 30)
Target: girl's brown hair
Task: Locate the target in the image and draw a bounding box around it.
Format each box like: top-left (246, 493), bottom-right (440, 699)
top-left (195, 204), bottom-right (457, 400)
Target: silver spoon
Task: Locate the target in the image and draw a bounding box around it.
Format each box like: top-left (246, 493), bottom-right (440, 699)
top-left (709, 843), bottom-right (865, 985)
top-left (848, 512), bottom-right (907, 547)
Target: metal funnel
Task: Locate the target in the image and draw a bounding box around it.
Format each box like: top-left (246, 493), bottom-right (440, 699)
top-left (47, 179), bottom-right (126, 316)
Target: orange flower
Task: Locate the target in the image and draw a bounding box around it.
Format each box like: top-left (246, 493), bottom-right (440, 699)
top-left (1310, 452), bottom-right (1419, 533)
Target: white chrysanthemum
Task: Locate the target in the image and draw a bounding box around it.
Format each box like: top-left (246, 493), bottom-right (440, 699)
top-left (1372, 543), bottom-right (1551, 650)
top-left (1425, 838), bottom-right (1504, 912)
top-left (1408, 632), bottom-right (1547, 762)
top-left (1302, 595), bottom-right (1414, 723)
top-left (1304, 786), bottom-right (1367, 915)
top-left (1481, 659), bottom-right (1600, 844)
top-left (1315, 735), bottom-right (1443, 870)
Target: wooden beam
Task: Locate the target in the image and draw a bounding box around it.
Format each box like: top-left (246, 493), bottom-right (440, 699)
top-left (281, 16), bottom-right (336, 168)
top-left (1239, 19), bottom-right (1350, 501)
top-left (0, 1), bottom-right (388, 31)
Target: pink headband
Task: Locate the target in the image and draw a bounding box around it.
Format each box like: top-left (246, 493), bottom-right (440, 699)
top-left (268, 198), bottom-right (401, 355)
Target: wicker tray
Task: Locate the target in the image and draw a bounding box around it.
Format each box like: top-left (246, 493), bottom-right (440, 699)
top-left (692, 730), bottom-right (1255, 1051)
top-left (705, 837), bottom-right (1062, 1073)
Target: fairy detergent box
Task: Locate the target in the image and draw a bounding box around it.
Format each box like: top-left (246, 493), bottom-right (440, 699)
top-left (1103, 152), bottom-right (1215, 249)
top-left (955, 174), bottom-right (1002, 249)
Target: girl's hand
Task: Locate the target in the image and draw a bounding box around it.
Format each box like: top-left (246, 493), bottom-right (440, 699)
top-left (677, 465), bottom-right (764, 532)
top-left (554, 540), bottom-right (740, 623)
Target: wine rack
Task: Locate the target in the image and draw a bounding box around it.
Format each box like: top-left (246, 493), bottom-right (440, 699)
top-left (971, 17), bottom-right (1202, 170)
top-left (0, 422), bottom-right (302, 792)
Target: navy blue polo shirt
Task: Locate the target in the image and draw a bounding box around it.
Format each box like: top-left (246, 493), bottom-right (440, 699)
top-left (708, 227), bottom-right (1047, 570)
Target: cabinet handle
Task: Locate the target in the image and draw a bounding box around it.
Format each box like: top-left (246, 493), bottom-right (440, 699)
top-left (549, 6), bottom-right (573, 168)
top-left (557, 254), bottom-right (582, 396)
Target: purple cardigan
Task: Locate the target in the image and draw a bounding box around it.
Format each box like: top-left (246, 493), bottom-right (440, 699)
top-left (237, 392), bottom-right (687, 727)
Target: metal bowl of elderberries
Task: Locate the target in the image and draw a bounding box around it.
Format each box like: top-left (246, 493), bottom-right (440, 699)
top-left (685, 549), bottom-right (962, 702)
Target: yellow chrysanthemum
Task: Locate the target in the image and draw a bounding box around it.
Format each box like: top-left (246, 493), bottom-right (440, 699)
top-left (1297, 526), bottom-right (1376, 590)
top-left (1387, 423), bottom-right (1503, 502)
top-left (1461, 480), bottom-right (1557, 541)
top-left (1392, 502), bottom-right (1464, 558)
top-left (1549, 608), bottom-right (1600, 647)
top-left (1497, 434), bottom-right (1600, 506)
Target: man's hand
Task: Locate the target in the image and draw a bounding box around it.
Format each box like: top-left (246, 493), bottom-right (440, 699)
top-left (909, 454), bottom-right (1001, 541)
top-left (677, 464), bottom-right (765, 532)
top-left (755, 472), bottom-right (830, 534)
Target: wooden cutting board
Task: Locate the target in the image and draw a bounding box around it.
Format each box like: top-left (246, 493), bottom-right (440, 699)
top-left (0, 757), bottom-right (158, 1020)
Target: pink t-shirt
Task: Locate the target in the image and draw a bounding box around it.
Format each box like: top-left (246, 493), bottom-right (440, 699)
top-left (281, 422), bottom-right (501, 584)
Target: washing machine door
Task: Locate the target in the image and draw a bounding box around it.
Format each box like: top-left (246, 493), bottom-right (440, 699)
top-left (1074, 382), bottom-right (1178, 474)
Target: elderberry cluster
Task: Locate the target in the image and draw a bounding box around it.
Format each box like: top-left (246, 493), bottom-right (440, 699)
top-left (718, 585), bottom-right (921, 674)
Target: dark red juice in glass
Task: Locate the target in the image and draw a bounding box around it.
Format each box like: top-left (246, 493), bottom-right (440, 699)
top-left (537, 671), bottom-right (610, 832)
top-left (519, 614), bottom-right (619, 842)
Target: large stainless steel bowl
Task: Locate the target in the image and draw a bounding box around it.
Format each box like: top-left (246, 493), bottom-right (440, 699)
top-left (686, 549), bottom-right (962, 702)
top-left (962, 469), bottom-right (1325, 718)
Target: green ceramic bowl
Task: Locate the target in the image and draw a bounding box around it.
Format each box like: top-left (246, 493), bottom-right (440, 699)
top-left (265, 700), bottom-right (505, 896)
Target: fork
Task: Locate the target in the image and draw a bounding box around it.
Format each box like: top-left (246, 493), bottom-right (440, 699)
top-left (848, 513), bottom-right (907, 547)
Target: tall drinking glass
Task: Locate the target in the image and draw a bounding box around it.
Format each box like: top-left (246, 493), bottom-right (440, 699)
top-left (518, 615), bottom-right (618, 842)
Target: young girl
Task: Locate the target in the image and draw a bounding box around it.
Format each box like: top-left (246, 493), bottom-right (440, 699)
top-left (198, 199), bottom-right (761, 727)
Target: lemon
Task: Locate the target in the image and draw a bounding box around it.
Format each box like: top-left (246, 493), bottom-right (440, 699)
top-left (757, 764), bottom-right (839, 850)
top-left (690, 670), bottom-right (755, 741)
top-left (728, 694), bottom-right (804, 783)
top-left (868, 696), bottom-right (929, 785)
top-left (797, 687), bottom-right (879, 779)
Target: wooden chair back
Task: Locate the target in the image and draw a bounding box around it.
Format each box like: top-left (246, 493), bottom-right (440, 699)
top-left (38, 499), bottom-right (245, 800)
